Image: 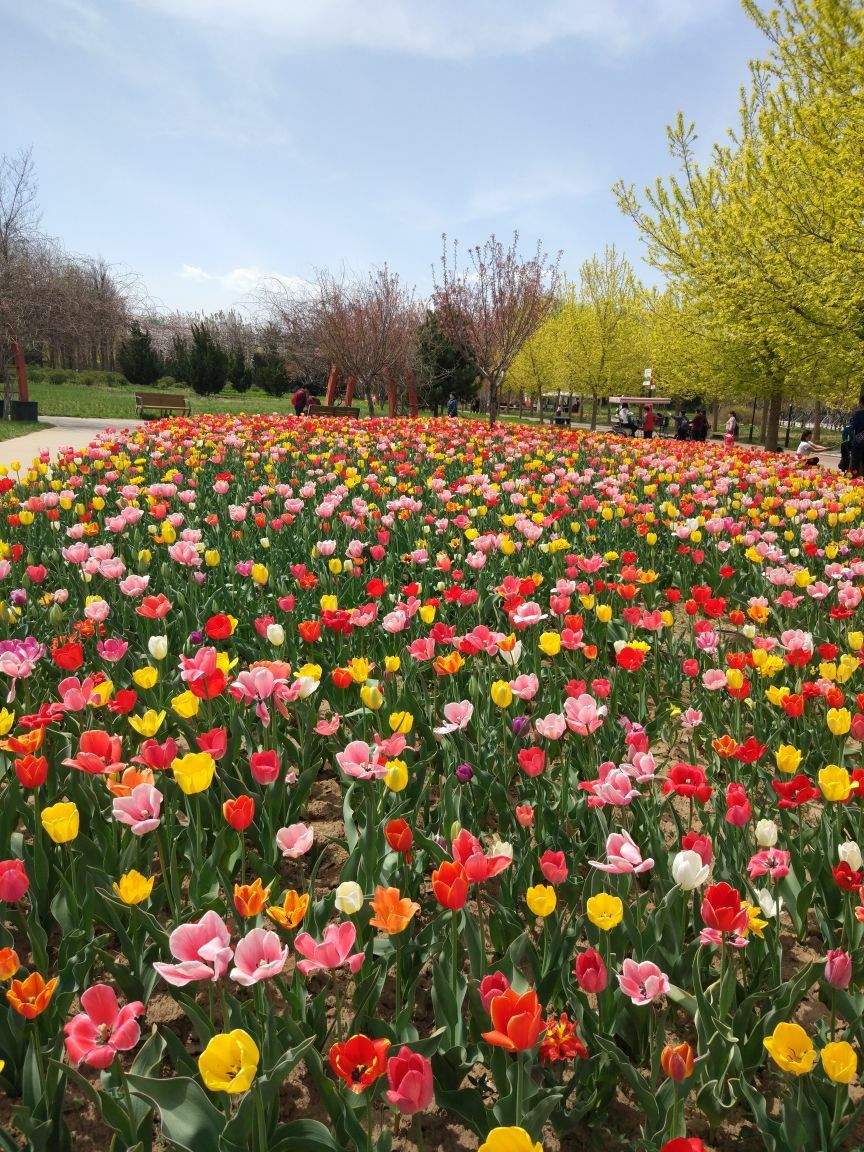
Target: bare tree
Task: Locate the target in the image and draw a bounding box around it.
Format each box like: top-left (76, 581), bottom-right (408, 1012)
top-left (433, 232), bottom-right (561, 425)
top-left (0, 147), bottom-right (41, 408)
top-left (309, 266), bottom-right (418, 416)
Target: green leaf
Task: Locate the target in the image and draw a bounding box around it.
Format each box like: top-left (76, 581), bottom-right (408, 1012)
top-left (126, 1074), bottom-right (224, 1152)
top-left (270, 1120), bottom-right (342, 1152)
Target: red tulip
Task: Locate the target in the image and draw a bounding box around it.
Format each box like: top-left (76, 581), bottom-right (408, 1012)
top-left (385, 1047), bottom-right (434, 1114)
top-left (482, 988), bottom-right (545, 1051)
top-left (223, 795), bottom-right (255, 831)
top-left (0, 860), bottom-right (29, 902)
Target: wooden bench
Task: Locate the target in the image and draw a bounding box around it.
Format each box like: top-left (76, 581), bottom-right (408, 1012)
top-left (135, 392), bottom-right (192, 418)
top-left (307, 404), bottom-right (360, 418)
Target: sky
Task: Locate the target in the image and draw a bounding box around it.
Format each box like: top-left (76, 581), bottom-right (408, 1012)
top-left (4, 0), bottom-right (767, 314)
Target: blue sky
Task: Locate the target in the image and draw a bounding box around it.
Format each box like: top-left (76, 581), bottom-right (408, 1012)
top-left (5, 0), bottom-right (766, 313)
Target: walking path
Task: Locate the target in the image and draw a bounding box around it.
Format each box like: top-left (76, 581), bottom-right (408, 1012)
top-left (0, 416), bottom-right (144, 472)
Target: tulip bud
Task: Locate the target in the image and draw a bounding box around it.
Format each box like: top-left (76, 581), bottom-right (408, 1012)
top-left (755, 819), bottom-right (778, 848)
top-left (266, 623), bottom-right (285, 646)
top-left (839, 841), bottom-right (863, 871)
top-left (825, 947), bottom-right (852, 990)
top-left (334, 881), bottom-right (363, 915)
top-left (573, 947), bottom-right (607, 993)
top-left (661, 1041), bottom-right (695, 1081)
top-left (148, 635), bottom-right (168, 661)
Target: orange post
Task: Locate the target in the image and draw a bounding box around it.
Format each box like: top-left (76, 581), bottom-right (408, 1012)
top-left (406, 368), bottom-right (419, 419)
top-left (344, 376), bottom-right (356, 406)
top-left (384, 367), bottom-right (397, 418)
top-left (325, 364), bottom-right (341, 406)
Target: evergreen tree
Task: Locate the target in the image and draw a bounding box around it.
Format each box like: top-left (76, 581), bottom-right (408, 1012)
top-left (186, 323), bottom-right (228, 396)
top-left (252, 350), bottom-right (290, 397)
top-left (415, 311), bottom-right (478, 414)
top-left (166, 335), bottom-right (189, 383)
top-left (229, 347), bottom-right (252, 393)
top-left (118, 323), bottom-right (162, 387)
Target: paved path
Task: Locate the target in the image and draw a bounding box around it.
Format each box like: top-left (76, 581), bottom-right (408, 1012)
top-left (0, 416), bottom-right (144, 472)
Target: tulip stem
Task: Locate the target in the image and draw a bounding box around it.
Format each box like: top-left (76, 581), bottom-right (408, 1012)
top-left (365, 1093), bottom-right (374, 1152)
top-left (515, 1053), bottom-right (524, 1125)
top-left (255, 1086), bottom-right (267, 1152)
top-left (476, 891), bottom-right (487, 977)
top-left (450, 909), bottom-right (460, 1046)
top-left (412, 1113), bottom-right (425, 1152)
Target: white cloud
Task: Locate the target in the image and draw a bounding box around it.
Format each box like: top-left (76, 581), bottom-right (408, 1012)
top-left (130, 0), bottom-right (723, 60)
top-left (173, 264), bottom-right (315, 307)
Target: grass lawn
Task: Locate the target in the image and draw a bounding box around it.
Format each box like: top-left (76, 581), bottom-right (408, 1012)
top-left (27, 377), bottom-right (299, 419)
top-left (0, 421), bottom-right (45, 441)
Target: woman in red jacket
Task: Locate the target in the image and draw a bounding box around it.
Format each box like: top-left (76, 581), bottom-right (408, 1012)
top-left (642, 405), bottom-right (655, 439)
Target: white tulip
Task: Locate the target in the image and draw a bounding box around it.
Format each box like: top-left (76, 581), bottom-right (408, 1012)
top-left (671, 850), bottom-right (710, 891)
top-left (755, 819), bottom-right (778, 848)
top-left (839, 841), bottom-right (863, 871)
top-left (148, 635), bottom-right (168, 661)
top-left (334, 881), bottom-right (363, 915)
top-left (757, 889), bottom-right (782, 919)
top-left (266, 623), bottom-right (285, 647)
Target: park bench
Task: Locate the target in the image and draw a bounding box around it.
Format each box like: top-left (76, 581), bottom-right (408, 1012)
top-left (307, 404), bottom-right (360, 418)
top-left (135, 392), bottom-right (192, 418)
top-left (553, 413), bottom-right (572, 427)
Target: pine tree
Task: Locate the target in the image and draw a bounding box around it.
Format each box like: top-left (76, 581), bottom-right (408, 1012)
top-left (118, 323), bottom-right (163, 387)
top-left (186, 323), bottom-right (228, 396)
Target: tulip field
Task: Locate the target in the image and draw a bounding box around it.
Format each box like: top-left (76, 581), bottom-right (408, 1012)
top-left (2, 413), bottom-right (864, 1152)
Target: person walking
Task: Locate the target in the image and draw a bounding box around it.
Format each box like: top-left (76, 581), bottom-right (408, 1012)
top-left (292, 386), bottom-right (308, 417)
top-left (446, 392), bottom-right (458, 418)
top-left (724, 411), bottom-right (739, 447)
top-left (675, 411), bottom-right (690, 440)
top-left (841, 419), bottom-right (853, 472)
top-left (642, 404), bottom-right (655, 440)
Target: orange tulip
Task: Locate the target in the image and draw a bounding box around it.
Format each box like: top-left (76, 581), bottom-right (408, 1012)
top-left (0, 947), bottom-right (19, 980)
top-left (1, 730), bottom-right (44, 756)
top-left (661, 1041), bottom-right (695, 1080)
top-left (234, 877), bottom-right (270, 918)
top-left (267, 890), bottom-right (309, 930)
top-left (433, 652), bottom-right (464, 676)
top-left (7, 972), bottom-right (58, 1019)
top-left (482, 988), bottom-right (545, 1051)
top-left (368, 886), bottom-right (420, 935)
top-left (431, 861), bottom-right (468, 910)
top-left (711, 735), bottom-right (737, 758)
top-left (105, 766), bottom-right (155, 798)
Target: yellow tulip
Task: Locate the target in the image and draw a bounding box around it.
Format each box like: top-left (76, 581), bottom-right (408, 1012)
top-left (128, 709), bottom-right (166, 737)
top-left (360, 684), bottom-right (384, 711)
top-left (41, 801), bottom-right (79, 844)
top-left (526, 885), bottom-right (557, 918)
top-left (478, 1128), bottom-right (542, 1152)
top-left (132, 666), bottom-right (159, 690)
top-left (328, 557), bottom-right (342, 574)
top-left (819, 764), bottom-right (856, 802)
top-left (538, 632), bottom-right (561, 656)
top-left (384, 656), bottom-right (401, 673)
top-left (821, 1040), bottom-right (857, 1084)
top-left (388, 712), bottom-right (414, 734)
top-left (171, 691), bottom-right (200, 719)
top-left (586, 892), bottom-right (623, 932)
top-left (827, 707), bottom-right (852, 736)
top-left (763, 1022), bottom-right (816, 1075)
top-left (419, 604), bottom-right (436, 624)
top-left (198, 1029), bottom-right (259, 1093)
top-left (204, 549), bottom-right (220, 567)
top-left (595, 604), bottom-right (612, 624)
top-left (775, 745), bottom-right (802, 775)
top-left (251, 564), bottom-right (268, 586)
top-left (348, 657), bottom-right (371, 684)
top-left (490, 680), bottom-right (513, 708)
top-left (0, 709), bottom-right (15, 736)
top-left (172, 752), bottom-right (216, 795)
top-left (113, 870), bottom-right (155, 905)
top-left (383, 759), bottom-right (409, 792)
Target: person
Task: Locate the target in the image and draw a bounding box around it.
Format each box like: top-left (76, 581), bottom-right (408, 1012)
top-left (292, 386), bottom-right (308, 417)
top-left (471, 396), bottom-right (481, 414)
top-left (850, 394), bottom-right (864, 476)
top-left (690, 408), bottom-right (708, 441)
top-left (642, 404), bottom-right (655, 440)
top-left (616, 402), bottom-right (634, 434)
top-left (446, 392), bottom-right (458, 418)
top-left (675, 411), bottom-right (690, 440)
top-left (795, 430), bottom-right (826, 467)
top-left (841, 419), bottom-right (853, 472)
top-left (724, 411), bottom-right (739, 447)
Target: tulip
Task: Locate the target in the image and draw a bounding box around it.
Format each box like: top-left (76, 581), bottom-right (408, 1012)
top-left (329, 1034), bottom-right (390, 1094)
top-left (249, 749), bottom-right (280, 785)
top-left (7, 972), bottom-right (58, 1019)
top-left (267, 889), bottom-right (309, 930)
top-left (825, 947), bottom-right (853, 990)
top-left (153, 910), bottom-right (233, 986)
top-left (41, 801), bottom-right (79, 844)
top-left (539, 850), bottom-right (567, 884)
top-left (827, 707), bottom-right (852, 736)
top-left (821, 1040), bottom-right (857, 1084)
top-left (147, 635), bottom-right (168, 661)
top-left (276, 823), bottom-right (314, 858)
top-left (526, 884), bottom-right (556, 918)
top-left (819, 764), bottom-right (856, 802)
top-left (0, 859), bottom-right (29, 902)
top-left (113, 870), bottom-right (154, 905)
top-left (385, 1047), bottom-right (434, 1114)
top-left (755, 819), bottom-right (778, 847)
top-left (171, 752), bottom-right (215, 794)
top-left (334, 881), bottom-right (364, 915)
top-left (294, 922), bottom-right (364, 975)
top-left (490, 680), bottom-right (513, 708)
top-left (64, 984), bottom-right (144, 1068)
top-left (479, 1129), bottom-right (542, 1152)
top-left (763, 1021), bottom-right (816, 1075)
top-left (573, 947), bottom-right (607, 993)
top-left (617, 958), bottom-right (670, 1005)
top-left (671, 850), bottom-right (710, 891)
top-left (223, 795), bottom-right (255, 831)
top-left (585, 892), bottom-right (623, 931)
top-left (229, 928), bottom-right (289, 985)
top-left (233, 877), bottom-right (269, 918)
top-left (589, 830), bottom-right (653, 874)
top-left (0, 948), bottom-right (19, 981)
top-left (199, 1030), bottom-right (259, 1093)
top-left (482, 988), bottom-right (545, 1051)
top-left (431, 861), bottom-right (468, 910)
top-left (661, 1041), bottom-right (695, 1080)
top-left (479, 972), bottom-right (510, 1012)
top-left (112, 785), bottom-right (162, 835)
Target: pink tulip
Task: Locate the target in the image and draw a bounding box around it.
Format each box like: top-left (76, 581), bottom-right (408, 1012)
top-left (452, 828), bottom-right (512, 883)
top-left (589, 830), bottom-right (653, 875)
top-left (249, 750), bottom-right (281, 785)
top-left (334, 740), bottom-right (386, 780)
top-left (276, 822), bottom-right (314, 858)
top-left (617, 959), bottom-right (670, 1006)
top-left (433, 700), bottom-right (473, 736)
top-left (563, 694), bottom-right (606, 736)
top-left (0, 859), bottom-right (29, 902)
top-left (112, 784), bottom-right (162, 835)
top-left (592, 763), bottom-right (640, 807)
top-left (509, 674), bottom-right (539, 701)
top-left (314, 715), bottom-right (341, 736)
top-left (747, 849), bottom-right (790, 881)
top-left (539, 850), bottom-right (568, 884)
top-left (154, 910), bottom-right (233, 986)
top-left (479, 972), bottom-right (510, 1012)
top-left (825, 948), bottom-right (852, 990)
top-left (133, 737), bottom-right (178, 771)
top-left (230, 928), bottom-right (290, 986)
top-left (64, 984), bottom-right (144, 1069)
top-left (385, 1047), bottom-right (434, 1115)
top-left (293, 922), bottom-right (365, 976)
top-left (534, 713), bottom-right (566, 740)
top-left (97, 637), bottom-right (129, 663)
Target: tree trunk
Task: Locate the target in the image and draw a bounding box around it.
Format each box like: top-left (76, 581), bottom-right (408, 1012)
top-left (711, 400), bottom-right (720, 434)
top-left (11, 340), bottom-right (28, 404)
top-left (812, 400), bottom-right (822, 441)
top-left (325, 364), bottom-right (340, 406)
top-left (488, 374), bottom-right (501, 427)
top-left (384, 367), bottom-right (397, 418)
top-left (759, 397), bottom-right (769, 443)
top-left (590, 392), bottom-right (598, 431)
top-left (406, 368), bottom-right (419, 418)
top-left (765, 389), bottom-right (783, 452)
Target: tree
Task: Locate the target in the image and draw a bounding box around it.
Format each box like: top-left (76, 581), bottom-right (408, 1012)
top-left (166, 334), bottom-right (190, 383)
top-left (228, 347), bottom-right (252, 393)
top-left (0, 147), bottom-right (41, 408)
top-left (252, 350), bottom-right (290, 397)
top-left (413, 310), bottom-right (478, 414)
top-left (311, 266), bottom-right (417, 416)
top-left (186, 323), bottom-right (228, 396)
top-left (118, 322), bottom-right (162, 387)
top-left (433, 232), bottom-right (561, 426)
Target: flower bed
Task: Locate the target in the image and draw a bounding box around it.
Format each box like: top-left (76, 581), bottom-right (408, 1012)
top-left (0, 414), bottom-right (862, 1152)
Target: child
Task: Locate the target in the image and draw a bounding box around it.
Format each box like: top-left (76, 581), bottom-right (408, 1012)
top-left (795, 430), bottom-right (826, 467)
